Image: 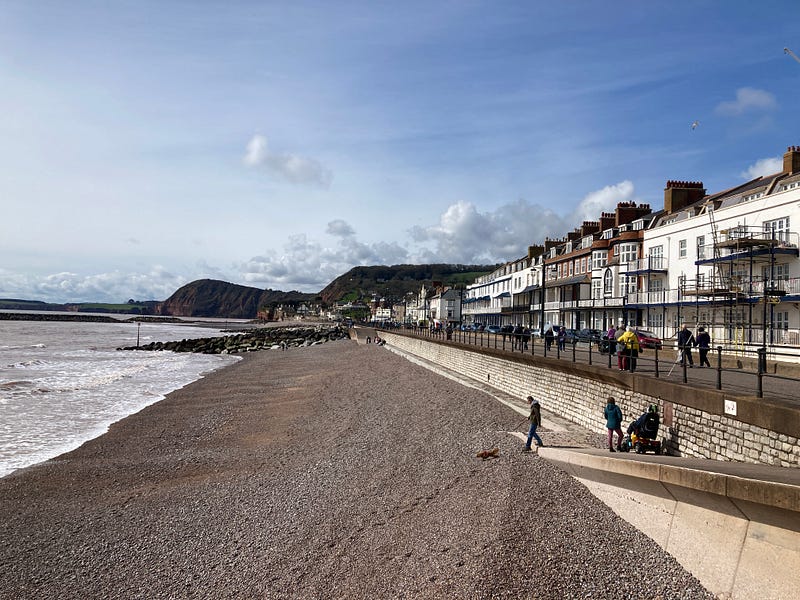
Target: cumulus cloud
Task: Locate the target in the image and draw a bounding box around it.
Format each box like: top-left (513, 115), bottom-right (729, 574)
top-left (326, 219), bottom-right (355, 237)
top-left (408, 182), bottom-right (633, 264)
top-left (569, 180), bottom-right (635, 223)
top-left (240, 230), bottom-right (409, 291)
top-left (243, 134), bottom-right (333, 188)
top-left (0, 267), bottom-right (189, 303)
top-left (2, 181), bottom-right (640, 301)
top-left (740, 156), bottom-right (783, 180)
top-left (714, 87), bottom-right (777, 117)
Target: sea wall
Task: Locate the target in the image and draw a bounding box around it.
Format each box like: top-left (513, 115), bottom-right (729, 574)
top-left (381, 331), bottom-right (799, 468)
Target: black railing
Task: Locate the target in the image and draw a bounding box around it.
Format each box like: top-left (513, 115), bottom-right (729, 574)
top-left (374, 324), bottom-right (800, 403)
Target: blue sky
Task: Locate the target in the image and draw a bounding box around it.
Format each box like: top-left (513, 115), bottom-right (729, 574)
top-left (2, 1), bottom-right (799, 303)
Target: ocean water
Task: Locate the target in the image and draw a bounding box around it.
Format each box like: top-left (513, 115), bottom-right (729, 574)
top-left (0, 318), bottom-right (241, 478)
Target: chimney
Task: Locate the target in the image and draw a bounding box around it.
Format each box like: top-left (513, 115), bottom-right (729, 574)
top-left (567, 228), bottom-right (582, 242)
top-left (784, 146), bottom-right (800, 175)
top-left (543, 237), bottom-right (564, 253)
top-left (527, 244), bottom-right (544, 260)
top-left (664, 181), bottom-right (705, 214)
top-left (615, 202), bottom-right (652, 227)
top-left (580, 221), bottom-right (600, 237)
top-left (599, 212), bottom-right (616, 232)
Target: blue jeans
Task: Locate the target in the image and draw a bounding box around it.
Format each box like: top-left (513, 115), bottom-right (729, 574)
top-left (526, 423), bottom-right (543, 448)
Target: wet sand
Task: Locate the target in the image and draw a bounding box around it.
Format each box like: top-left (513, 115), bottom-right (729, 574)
top-left (0, 339), bottom-right (712, 599)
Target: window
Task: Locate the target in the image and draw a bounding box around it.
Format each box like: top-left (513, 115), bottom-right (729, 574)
top-left (764, 217), bottom-right (790, 243)
top-left (592, 279), bottom-right (602, 299)
top-left (762, 263), bottom-right (790, 282)
top-left (775, 311), bottom-right (789, 331)
top-left (569, 261), bottom-right (574, 276)
top-left (623, 275), bottom-right (637, 294)
top-left (649, 245), bottom-right (664, 270)
top-left (592, 250), bottom-right (607, 270)
top-left (619, 243), bottom-right (637, 263)
top-left (603, 270), bottom-right (613, 296)
top-left (696, 235), bottom-right (706, 260)
top-left (679, 239), bottom-right (687, 258)
top-left (581, 257), bottom-right (587, 273)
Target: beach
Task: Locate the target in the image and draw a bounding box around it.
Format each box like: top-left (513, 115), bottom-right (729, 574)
top-left (0, 338), bottom-right (713, 599)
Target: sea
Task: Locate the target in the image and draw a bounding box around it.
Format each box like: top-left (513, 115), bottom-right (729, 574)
top-left (0, 314), bottom-right (242, 479)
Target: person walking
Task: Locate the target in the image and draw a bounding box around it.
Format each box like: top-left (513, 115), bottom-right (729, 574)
top-left (617, 326), bottom-right (640, 372)
top-left (523, 395), bottom-right (544, 451)
top-left (544, 326), bottom-right (554, 352)
top-left (696, 326), bottom-right (711, 368)
top-left (606, 324), bottom-right (617, 356)
top-left (677, 324), bottom-right (695, 367)
top-left (604, 396), bottom-right (624, 452)
top-left (615, 324), bottom-right (627, 369)
top-left (557, 326), bottom-right (566, 351)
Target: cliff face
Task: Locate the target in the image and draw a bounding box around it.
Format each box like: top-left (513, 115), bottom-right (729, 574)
top-left (160, 280), bottom-right (314, 318)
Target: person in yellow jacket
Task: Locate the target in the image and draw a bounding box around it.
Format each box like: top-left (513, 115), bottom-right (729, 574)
top-left (617, 326), bottom-right (640, 372)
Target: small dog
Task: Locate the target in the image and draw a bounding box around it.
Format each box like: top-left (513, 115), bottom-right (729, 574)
top-left (475, 447), bottom-right (500, 460)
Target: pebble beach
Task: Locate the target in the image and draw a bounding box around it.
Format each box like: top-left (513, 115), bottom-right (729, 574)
top-left (0, 337), bottom-right (714, 599)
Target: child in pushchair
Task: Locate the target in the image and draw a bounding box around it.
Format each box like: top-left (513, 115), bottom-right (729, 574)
top-left (619, 404), bottom-right (662, 454)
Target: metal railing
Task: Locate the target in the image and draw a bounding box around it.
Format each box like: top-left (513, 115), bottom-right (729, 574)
top-left (377, 324), bottom-right (800, 402)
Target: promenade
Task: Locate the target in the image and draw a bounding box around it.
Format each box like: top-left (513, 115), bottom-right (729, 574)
top-left (0, 337), bottom-right (712, 599)
top-left (398, 327), bottom-right (800, 403)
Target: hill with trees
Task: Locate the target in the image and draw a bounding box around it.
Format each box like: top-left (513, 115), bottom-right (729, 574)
top-left (317, 264), bottom-right (497, 304)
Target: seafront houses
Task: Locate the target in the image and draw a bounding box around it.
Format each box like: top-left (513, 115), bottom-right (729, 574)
top-left (462, 262), bottom-right (514, 328)
top-left (460, 144), bottom-right (800, 358)
top-left (428, 287), bottom-right (463, 327)
top-left (631, 146), bottom-right (800, 350)
top-left (543, 203), bottom-right (653, 332)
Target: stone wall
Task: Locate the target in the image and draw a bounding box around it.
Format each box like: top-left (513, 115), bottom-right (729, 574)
top-left (382, 332), bottom-right (799, 468)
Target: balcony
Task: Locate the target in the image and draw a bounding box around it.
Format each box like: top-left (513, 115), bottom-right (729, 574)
top-left (624, 256), bottom-right (668, 275)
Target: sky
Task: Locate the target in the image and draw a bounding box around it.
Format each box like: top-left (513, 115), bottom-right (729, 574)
top-left (1, 1), bottom-right (799, 303)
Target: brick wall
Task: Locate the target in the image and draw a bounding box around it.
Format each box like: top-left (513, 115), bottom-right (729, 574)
top-left (382, 332), bottom-right (799, 468)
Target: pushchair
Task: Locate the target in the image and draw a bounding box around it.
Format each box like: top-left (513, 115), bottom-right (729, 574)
top-left (619, 405), bottom-right (661, 454)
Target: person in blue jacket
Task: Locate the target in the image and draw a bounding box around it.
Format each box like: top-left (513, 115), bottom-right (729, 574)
top-left (604, 396), bottom-right (623, 452)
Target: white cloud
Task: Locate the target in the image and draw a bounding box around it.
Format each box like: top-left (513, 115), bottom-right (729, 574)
top-left (408, 182), bottom-right (634, 264)
top-left (2, 181), bottom-right (639, 301)
top-left (326, 219), bottom-right (355, 237)
top-left (0, 267), bottom-right (188, 304)
top-left (740, 156), bottom-right (783, 179)
top-left (243, 134), bottom-right (333, 188)
top-left (714, 87), bottom-right (777, 117)
top-left (240, 232), bottom-right (409, 291)
top-left (569, 180), bottom-right (635, 223)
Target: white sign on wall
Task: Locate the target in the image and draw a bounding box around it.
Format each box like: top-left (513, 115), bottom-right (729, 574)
top-left (724, 399), bottom-right (737, 416)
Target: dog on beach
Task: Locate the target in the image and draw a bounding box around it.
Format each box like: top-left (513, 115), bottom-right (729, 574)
top-left (475, 447), bottom-right (500, 460)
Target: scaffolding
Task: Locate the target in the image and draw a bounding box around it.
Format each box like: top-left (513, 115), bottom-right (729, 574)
top-left (690, 224), bottom-right (799, 350)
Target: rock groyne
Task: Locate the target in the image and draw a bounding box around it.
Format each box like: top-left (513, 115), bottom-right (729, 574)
top-left (120, 324), bottom-right (349, 354)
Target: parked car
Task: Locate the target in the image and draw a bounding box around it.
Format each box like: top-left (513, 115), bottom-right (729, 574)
top-left (597, 329), bottom-right (663, 353)
top-left (486, 325), bottom-right (502, 334)
top-left (635, 329), bottom-right (663, 350)
top-left (576, 328), bottom-right (603, 343)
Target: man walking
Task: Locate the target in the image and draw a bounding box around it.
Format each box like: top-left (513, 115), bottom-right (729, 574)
top-left (677, 324), bottom-right (696, 367)
top-left (523, 395), bottom-right (544, 451)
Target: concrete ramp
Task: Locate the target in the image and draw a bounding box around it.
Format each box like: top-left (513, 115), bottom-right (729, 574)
top-left (541, 448), bottom-right (800, 600)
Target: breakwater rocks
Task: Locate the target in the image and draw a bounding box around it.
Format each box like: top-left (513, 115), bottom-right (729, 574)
top-left (120, 324), bottom-right (349, 354)
top-left (0, 312), bottom-right (120, 323)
